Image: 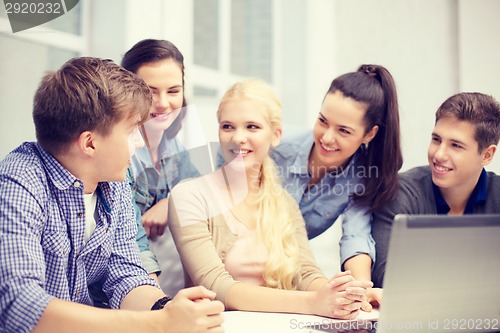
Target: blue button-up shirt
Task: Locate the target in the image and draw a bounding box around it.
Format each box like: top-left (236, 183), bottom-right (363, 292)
top-left (270, 132), bottom-right (375, 265)
top-left (129, 135), bottom-right (202, 275)
top-left (0, 143), bottom-right (158, 333)
top-left (130, 136), bottom-right (201, 215)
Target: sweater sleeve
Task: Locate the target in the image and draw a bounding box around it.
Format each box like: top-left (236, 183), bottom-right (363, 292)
top-left (168, 178), bottom-right (240, 303)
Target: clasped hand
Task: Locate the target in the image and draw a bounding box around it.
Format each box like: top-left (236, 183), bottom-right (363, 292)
top-left (314, 271), bottom-right (373, 320)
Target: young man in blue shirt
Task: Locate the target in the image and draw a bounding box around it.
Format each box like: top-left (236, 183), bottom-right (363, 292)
top-left (0, 57), bottom-right (223, 333)
top-left (371, 92), bottom-right (500, 288)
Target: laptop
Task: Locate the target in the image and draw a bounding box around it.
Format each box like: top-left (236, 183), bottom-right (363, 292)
top-left (377, 214), bottom-right (500, 333)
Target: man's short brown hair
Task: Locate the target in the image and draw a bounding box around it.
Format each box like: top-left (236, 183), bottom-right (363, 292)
top-left (436, 92), bottom-right (500, 152)
top-left (33, 57), bottom-right (153, 155)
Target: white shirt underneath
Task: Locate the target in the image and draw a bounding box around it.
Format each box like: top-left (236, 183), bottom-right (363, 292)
top-left (83, 192), bottom-right (97, 244)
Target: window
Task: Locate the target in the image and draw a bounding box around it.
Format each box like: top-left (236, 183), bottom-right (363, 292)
top-left (190, 0), bottom-right (275, 140)
top-left (231, 0), bottom-right (272, 81)
top-left (193, 0), bottom-right (219, 69)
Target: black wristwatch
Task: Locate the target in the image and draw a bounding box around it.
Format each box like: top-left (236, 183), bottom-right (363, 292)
top-left (151, 296), bottom-right (172, 310)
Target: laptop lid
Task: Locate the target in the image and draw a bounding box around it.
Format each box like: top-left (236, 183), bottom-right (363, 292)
top-left (378, 214), bottom-right (500, 333)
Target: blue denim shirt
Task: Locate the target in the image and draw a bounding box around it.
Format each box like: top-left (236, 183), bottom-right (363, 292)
top-left (130, 136), bottom-right (201, 273)
top-left (130, 136), bottom-right (201, 214)
top-left (124, 168), bottom-right (158, 274)
top-left (270, 132), bottom-right (375, 265)
top-left (0, 143), bottom-right (158, 332)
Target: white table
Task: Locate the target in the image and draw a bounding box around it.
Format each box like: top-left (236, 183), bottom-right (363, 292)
top-left (222, 309), bottom-right (379, 333)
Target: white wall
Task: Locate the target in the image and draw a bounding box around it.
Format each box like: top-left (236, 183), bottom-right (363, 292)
top-left (0, 30), bottom-right (80, 158)
top-left (0, 38), bottom-right (42, 156)
top-left (332, 0), bottom-right (460, 172)
top-left (458, 0), bottom-right (500, 172)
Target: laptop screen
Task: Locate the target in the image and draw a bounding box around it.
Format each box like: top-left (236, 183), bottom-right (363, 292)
top-left (378, 214), bottom-right (500, 333)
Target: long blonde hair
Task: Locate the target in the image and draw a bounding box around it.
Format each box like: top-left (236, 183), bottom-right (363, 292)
top-left (217, 79), bottom-right (302, 290)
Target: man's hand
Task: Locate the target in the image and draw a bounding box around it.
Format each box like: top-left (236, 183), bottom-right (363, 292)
top-left (161, 286), bottom-right (225, 333)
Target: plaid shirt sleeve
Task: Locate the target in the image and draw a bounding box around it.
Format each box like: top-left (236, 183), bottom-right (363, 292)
top-left (1, 143), bottom-right (162, 333)
top-left (101, 182), bottom-right (159, 308)
top-left (0, 170), bottom-right (56, 332)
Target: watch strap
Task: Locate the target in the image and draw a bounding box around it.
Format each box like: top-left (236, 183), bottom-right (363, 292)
top-left (151, 295), bottom-right (172, 310)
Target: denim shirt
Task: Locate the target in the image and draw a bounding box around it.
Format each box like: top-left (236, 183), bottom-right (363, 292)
top-left (130, 136), bottom-right (201, 215)
top-left (270, 132), bottom-right (375, 264)
top-left (125, 168), bottom-right (159, 274)
top-left (129, 136), bottom-right (201, 275)
top-left (0, 143), bottom-right (157, 333)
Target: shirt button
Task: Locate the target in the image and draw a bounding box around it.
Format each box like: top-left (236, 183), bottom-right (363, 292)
top-left (325, 213), bottom-right (330, 218)
top-left (77, 212), bottom-right (83, 217)
top-left (74, 182), bottom-right (81, 188)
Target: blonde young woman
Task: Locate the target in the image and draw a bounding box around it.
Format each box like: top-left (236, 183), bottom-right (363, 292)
top-left (168, 80), bottom-right (373, 318)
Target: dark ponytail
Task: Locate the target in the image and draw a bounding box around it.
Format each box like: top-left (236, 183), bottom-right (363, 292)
top-left (328, 64), bottom-right (402, 211)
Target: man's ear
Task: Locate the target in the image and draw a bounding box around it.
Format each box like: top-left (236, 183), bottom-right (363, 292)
top-left (78, 131), bottom-right (96, 157)
top-left (271, 127), bottom-right (282, 148)
top-left (481, 144), bottom-right (497, 166)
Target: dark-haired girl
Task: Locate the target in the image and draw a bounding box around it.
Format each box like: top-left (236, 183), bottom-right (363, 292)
top-left (122, 39), bottom-right (201, 296)
top-left (272, 64), bottom-right (402, 306)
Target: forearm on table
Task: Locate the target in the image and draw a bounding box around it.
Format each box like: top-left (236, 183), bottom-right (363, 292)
top-left (343, 254), bottom-right (372, 281)
top-left (306, 277), bottom-right (329, 291)
top-left (225, 283), bottom-right (316, 315)
top-left (120, 284), bottom-right (166, 311)
top-left (33, 298), bottom-right (165, 333)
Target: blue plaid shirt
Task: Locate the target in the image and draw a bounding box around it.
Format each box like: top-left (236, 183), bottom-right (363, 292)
top-left (270, 132), bottom-right (375, 265)
top-left (0, 143), bottom-right (158, 333)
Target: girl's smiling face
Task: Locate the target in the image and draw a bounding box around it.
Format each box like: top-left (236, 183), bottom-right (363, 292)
top-left (312, 91), bottom-right (378, 171)
top-left (218, 97), bottom-right (281, 173)
top-left (136, 58), bottom-right (184, 132)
